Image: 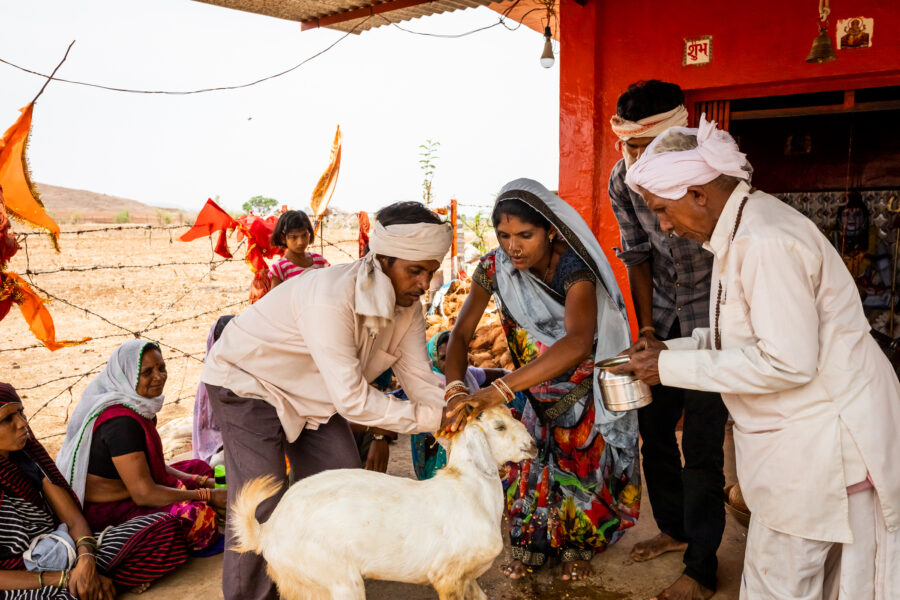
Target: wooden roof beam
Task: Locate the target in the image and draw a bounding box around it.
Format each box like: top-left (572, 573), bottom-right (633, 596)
top-left (301, 0), bottom-right (438, 31)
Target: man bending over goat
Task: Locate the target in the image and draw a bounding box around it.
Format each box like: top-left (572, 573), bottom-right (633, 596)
top-left (202, 202), bottom-right (454, 600)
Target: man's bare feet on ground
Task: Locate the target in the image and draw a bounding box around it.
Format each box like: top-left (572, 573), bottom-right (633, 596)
top-left (651, 574), bottom-right (714, 600)
top-left (559, 559), bottom-right (593, 581)
top-left (499, 559), bottom-right (528, 579)
top-left (630, 532), bottom-right (688, 562)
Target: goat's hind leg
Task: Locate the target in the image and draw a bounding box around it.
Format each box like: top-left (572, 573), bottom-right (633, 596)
top-left (434, 580), bottom-right (467, 600)
top-left (463, 579), bottom-right (487, 600)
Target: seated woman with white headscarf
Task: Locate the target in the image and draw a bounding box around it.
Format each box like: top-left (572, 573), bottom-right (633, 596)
top-left (56, 340), bottom-right (226, 554)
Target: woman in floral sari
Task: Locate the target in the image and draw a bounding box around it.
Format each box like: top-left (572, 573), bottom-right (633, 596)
top-left (444, 179), bottom-right (641, 580)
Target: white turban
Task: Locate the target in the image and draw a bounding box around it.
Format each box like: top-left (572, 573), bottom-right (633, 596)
top-left (368, 222), bottom-right (452, 262)
top-left (624, 114), bottom-right (752, 200)
top-left (609, 105), bottom-right (689, 142)
top-left (354, 221), bottom-right (452, 333)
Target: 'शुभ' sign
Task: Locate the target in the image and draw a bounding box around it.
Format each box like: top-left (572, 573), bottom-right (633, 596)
top-left (683, 36), bottom-right (712, 66)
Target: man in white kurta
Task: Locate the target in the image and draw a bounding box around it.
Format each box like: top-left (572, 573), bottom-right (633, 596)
top-left (614, 117), bottom-right (900, 599)
top-left (202, 202), bottom-right (453, 600)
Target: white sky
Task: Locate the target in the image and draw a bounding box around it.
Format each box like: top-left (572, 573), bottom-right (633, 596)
top-left (0, 0), bottom-right (559, 215)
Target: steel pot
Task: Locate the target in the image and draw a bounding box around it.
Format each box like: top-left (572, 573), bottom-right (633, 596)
top-left (596, 356), bottom-right (653, 412)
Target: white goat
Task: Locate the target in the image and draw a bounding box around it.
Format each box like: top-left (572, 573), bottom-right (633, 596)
top-left (230, 404), bottom-right (537, 600)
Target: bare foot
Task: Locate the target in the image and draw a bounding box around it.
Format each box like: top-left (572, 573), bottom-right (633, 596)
top-left (131, 582), bottom-right (152, 594)
top-left (499, 559), bottom-right (528, 580)
top-left (651, 574), bottom-right (714, 600)
top-left (559, 559), bottom-right (593, 581)
top-left (630, 532), bottom-right (688, 562)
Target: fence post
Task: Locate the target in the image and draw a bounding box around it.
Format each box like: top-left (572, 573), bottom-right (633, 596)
top-left (450, 199), bottom-right (458, 276)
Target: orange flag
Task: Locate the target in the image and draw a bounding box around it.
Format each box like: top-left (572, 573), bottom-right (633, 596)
top-left (0, 272), bottom-right (90, 351)
top-left (310, 125), bottom-right (341, 234)
top-left (0, 103), bottom-right (60, 249)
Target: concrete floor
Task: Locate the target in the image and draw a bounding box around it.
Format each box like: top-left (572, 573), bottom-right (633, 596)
top-left (125, 425), bottom-right (746, 600)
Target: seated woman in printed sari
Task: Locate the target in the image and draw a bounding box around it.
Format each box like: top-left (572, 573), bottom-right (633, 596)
top-left (0, 382), bottom-right (188, 599)
top-left (444, 179), bottom-right (641, 581)
top-left (56, 340), bottom-right (226, 553)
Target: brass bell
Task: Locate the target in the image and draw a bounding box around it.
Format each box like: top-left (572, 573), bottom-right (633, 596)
top-left (806, 26), bottom-right (837, 63)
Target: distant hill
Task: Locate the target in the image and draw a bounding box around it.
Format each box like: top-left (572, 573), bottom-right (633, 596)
top-left (35, 183), bottom-right (194, 225)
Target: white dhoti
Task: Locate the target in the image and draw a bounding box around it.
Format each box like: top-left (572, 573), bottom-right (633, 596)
top-left (740, 489), bottom-right (899, 599)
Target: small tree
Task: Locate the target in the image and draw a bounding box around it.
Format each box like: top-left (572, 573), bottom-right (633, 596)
top-left (462, 211), bottom-right (492, 254)
top-left (242, 196), bottom-right (279, 216)
top-left (418, 139), bottom-right (440, 206)
top-left (114, 210), bottom-right (130, 224)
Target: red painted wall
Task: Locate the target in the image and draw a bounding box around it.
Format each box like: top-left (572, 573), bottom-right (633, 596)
top-left (558, 0), bottom-right (900, 330)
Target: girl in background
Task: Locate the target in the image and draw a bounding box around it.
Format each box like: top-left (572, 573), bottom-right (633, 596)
top-left (268, 211), bottom-right (329, 288)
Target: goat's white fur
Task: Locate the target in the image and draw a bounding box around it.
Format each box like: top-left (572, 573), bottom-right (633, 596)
top-left (230, 405), bottom-right (537, 600)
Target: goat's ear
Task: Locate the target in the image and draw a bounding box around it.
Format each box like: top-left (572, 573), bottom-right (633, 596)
top-left (465, 426), bottom-right (497, 478)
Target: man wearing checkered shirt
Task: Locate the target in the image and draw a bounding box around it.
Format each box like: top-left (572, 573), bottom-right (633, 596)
top-left (607, 80), bottom-right (728, 600)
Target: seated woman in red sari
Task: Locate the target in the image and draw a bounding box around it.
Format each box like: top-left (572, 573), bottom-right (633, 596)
top-left (0, 382), bottom-right (188, 599)
top-left (56, 340), bottom-right (226, 553)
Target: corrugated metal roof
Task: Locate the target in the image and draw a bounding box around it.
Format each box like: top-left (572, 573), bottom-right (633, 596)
top-left (193, 0), bottom-right (508, 33)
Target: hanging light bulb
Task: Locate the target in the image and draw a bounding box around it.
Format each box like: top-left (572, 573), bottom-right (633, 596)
top-left (540, 26), bottom-right (555, 68)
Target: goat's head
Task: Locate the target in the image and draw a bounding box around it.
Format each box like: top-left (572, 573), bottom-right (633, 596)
top-left (468, 404), bottom-right (537, 468)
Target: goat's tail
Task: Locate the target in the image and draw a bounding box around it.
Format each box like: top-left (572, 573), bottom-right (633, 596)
top-left (229, 475), bottom-right (283, 555)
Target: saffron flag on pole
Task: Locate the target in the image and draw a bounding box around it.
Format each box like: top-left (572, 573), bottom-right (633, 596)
top-left (310, 125), bottom-right (342, 234)
top-left (0, 103), bottom-right (60, 250)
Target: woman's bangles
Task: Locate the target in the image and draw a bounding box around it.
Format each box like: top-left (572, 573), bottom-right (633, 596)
top-left (191, 473), bottom-right (210, 487)
top-left (196, 487), bottom-right (212, 502)
top-left (37, 569), bottom-right (71, 589)
top-left (444, 380), bottom-right (468, 404)
top-left (491, 378), bottom-right (515, 403)
top-left (75, 535), bottom-right (98, 551)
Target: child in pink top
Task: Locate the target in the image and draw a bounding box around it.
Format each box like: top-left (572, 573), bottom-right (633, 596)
top-left (269, 210), bottom-right (330, 288)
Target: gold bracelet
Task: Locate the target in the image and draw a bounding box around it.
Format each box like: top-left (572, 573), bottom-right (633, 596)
top-left (58, 569), bottom-right (68, 589)
top-left (444, 383), bottom-right (468, 397)
top-left (639, 325), bottom-right (656, 335)
top-left (74, 553), bottom-right (96, 568)
top-left (446, 390), bottom-right (468, 401)
top-left (38, 571), bottom-right (44, 588)
top-left (491, 379), bottom-right (515, 403)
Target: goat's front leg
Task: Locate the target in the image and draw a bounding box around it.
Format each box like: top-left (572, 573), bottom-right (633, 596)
top-left (463, 579), bottom-right (488, 600)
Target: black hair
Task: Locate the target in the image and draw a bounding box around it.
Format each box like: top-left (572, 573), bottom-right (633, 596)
top-left (212, 315), bottom-right (236, 343)
top-left (435, 330), bottom-right (451, 349)
top-left (374, 202), bottom-right (444, 265)
top-left (270, 210), bottom-right (315, 247)
top-left (491, 198), bottom-right (551, 230)
top-left (616, 80), bottom-right (685, 122)
top-left (376, 201), bottom-right (443, 227)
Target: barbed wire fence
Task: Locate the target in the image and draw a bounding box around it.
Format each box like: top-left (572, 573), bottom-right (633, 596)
top-left (2, 221), bottom-right (361, 442)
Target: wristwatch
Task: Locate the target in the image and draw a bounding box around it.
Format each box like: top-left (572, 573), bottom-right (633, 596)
top-left (372, 434), bottom-right (387, 441)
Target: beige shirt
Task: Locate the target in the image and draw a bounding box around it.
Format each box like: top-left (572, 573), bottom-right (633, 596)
top-left (201, 261), bottom-right (445, 443)
top-left (659, 182), bottom-right (900, 543)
